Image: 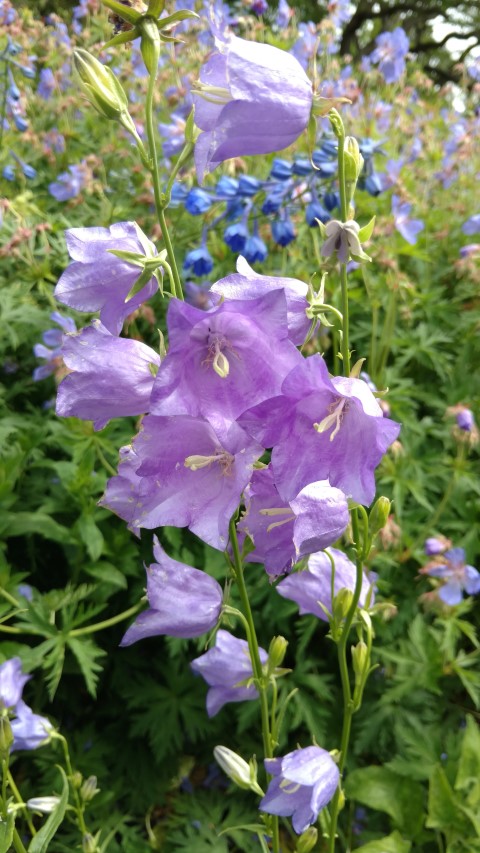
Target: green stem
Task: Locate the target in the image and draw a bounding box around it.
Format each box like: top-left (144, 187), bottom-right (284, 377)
top-left (145, 69), bottom-right (183, 300)
top-left (228, 518), bottom-right (280, 853)
top-left (336, 126), bottom-right (350, 377)
top-left (0, 58), bottom-right (9, 154)
top-left (7, 770), bottom-right (36, 837)
top-left (54, 734), bottom-right (88, 836)
top-left (0, 588), bottom-right (21, 609)
top-left (12, 828), bottom-right (28, 853)
top-left (68, 603), bottom-right (142, 637)
top-left (328, 510), bottom-right (364, 853)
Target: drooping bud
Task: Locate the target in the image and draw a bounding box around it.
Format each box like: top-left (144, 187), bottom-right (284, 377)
top-left (369, 496), bottom-right (391, 537)
top-left (0, 716), bottom-right (14, 759)
top-left (27, 797), bottom-right (61, 814)
top-left (267, 636), bottom-right (288, 673)
top-left (139, 17), bottom-right (161, 76)
top-left (71, 771), bottom-right (83, 789)
top-left (80, 776), bottom-right (99, 803)
top-left (213, 746), bottom-right (264, 796)
top-left (296, 826), bottom-right (318, 853)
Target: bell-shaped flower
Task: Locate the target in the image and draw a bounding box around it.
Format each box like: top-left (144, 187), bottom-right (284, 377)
top-left (260, 746), bottom-right (339, 834)
top-left (121, 537), bottom-right (223, 645)
top-left (239, 467), bottom-right (349, 576)
top-left (276, 547), bottom-right (374, 621)
top-left (149, 291), bottom-right (301, 430)
top-left (421, 547), bottom-right (480, 605)
top-left (55, 222), bottom-right (159, 335)
top-left (100, 415), bottom-right (262, 550)
top-left (193, 32), bottom-right (313, 183)
top-left (239, 354), bottom-right (401, 506)
top-left (56, 320), bottom-right (161, 430)
top-left (190, 630), bottom-right (267, 717)
top-left (0, 658), bottom-right (30, 710)
top-left (321, 220), bottom-right (371, 264)
top-left (210, 256), bottom-right (310, 345)
top-left (10, 700), bottom-right (53, 752)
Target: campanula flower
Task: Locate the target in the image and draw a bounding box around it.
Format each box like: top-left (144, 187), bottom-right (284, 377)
top-left (190, 630), bottom-right (268, 717)
top-left (0, 659), bottom-right (52, 752)
top-left (193, 31), bottom-right (313, 182)
top-left (55, 222), bottom-right (158, 335)
top-left (211, 255), bottom-right (311, 345)
top-left (421, 548), bottom-right (480, 605)
top-left (0, 658), bottom-right (29, 709)
top-left (33, 311), bottom-right (76, 381)
top-left (48, 162), bottom-right (88, 201)
top-left (56, 320), bottom-right (161, 430)
top-left (425, 536), bottom-right (451, 556)
top-left (276, 548), bottom-right (374, 620)
top-left (260, 746), bottom-right (339, 833)
top-left (120, 537), bottom-right (223, 644)
top-left (239, 354), bottom-right (401, 506)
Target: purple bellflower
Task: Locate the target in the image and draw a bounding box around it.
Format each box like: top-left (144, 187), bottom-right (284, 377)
top-left (462, 215), bottom-right (480, 236)
top-left (239, 466), bottom-right (349, 576)
top-left (425, 535), bottom-right (451, 556)
top-left (0, 658), bottom-right (30, 709)
top-left (33, 311), bottom-right (76, 381)
top-left (193, 31), bottom-right (313, 183)
top-left (211, 255), bottom-right (310, 345)
top-left (260, 746), bottom-right (339, 834)
top-left (190, 629), bottom-right (267, 717)
top-left (56, 320), bottom-right (161, 430)
top-left (55, 222), bottom-right (158, 335)
top-left (276, 547), bottom-right (374, 620)
top-left (121, 537), bottom-right (223, 645)
top-left (239, 354), bottom-right (401, 506)
top-left (48, 162), bottom-right (88, 201)
top-left (100, 416), bottom-right (262, 550)
top-left (391, 195), bottom-right (424, 245)
top-left (0, 658), bottom-right (52, 752)
top-left (421, 548), bottom-right (480, 605)
top-left (149, 291), bottom-right (302, 430)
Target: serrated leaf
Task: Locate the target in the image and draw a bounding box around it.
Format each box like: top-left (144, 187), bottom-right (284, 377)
top-left (456, 715), bottom-right (480, 802)
top-left (345, 766), bottom-right (423, 837)
top-left (28, 767), bottom-right (69, 853)
top-left (66, 636), bottom-right (106, 697)
top-left (427, 765), bottom-right (473, 835)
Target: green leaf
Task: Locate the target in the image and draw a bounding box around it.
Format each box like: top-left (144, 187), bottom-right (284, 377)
top-left (77, 514), bottom-right (104, 562)
top-left (0, 512), bottom-right (73, 543)
top-left (345, 766), bottom-right (423, 837)
top-left (426, 765), bottom-right (473, 835)
top-left (28, 767), bottom-right (69, 853)
top-left (358, 215), bottom-right (376, 242)
top-left (66, 636), bottom-right (106, 697)
top-left (354, 831), bottom-right (411, 853)
top-left (0, 811), bottom-right (15, 853)
top-left (456, 716), bottom-right (480, 806)
top-left (86, 562), bottom-right (127, 589)
top-left (101, 0), bottom-right (140, 24)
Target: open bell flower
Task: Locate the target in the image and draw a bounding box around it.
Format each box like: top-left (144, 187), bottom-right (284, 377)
top-left (190, 630), bottom-right (267, 717)
top-left (121, 537), bottom-right (223, 644)
top-left (193, 31), bottom-right (313, 183)
top-left (260, 746), bottom-right (339, 834)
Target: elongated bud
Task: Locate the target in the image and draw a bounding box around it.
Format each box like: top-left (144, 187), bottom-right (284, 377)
top-left (27, 796), bottom-right (61, 814)
top-left (80, 775), bottom-right (99, 802)
top-left (351, 641), bottom-right (368, 682)
top-left (0, 716), bottom-right (14, 759)
top-left (72, 771), bottom-right (83, 789)
top-left (344, 137), bottom-right (364, 183)
top-left (74, 49), bottom-right (129, 121)
top-left (213, 746), bottom-right (264, 796)
top-left (333, 587), bottom-right (353, 622)
top-left (328, 108), bottom-right (345, 139)
top-left (267, 636), bottom-right (288, 673)
top-left (296, 827), bottom-right (318, 853)
top-left (82, 834), bottom-right (98, 853)
top-left (140, 17), bottom-right (161, 76)
top-left (369, 496), bottom-right (391, 537)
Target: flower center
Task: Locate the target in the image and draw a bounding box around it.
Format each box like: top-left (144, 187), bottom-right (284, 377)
top-left (192, 82), bottom-right (231, 105)
top-left (280, 778), bottom-right (302, 795)
top-left (259, 507), bottom-right (295, 533)
top-left (203, 334), bottom-right (237, 379)
top-left (314, 397), bottom-right (348, 441)
top-left (184, 449), bottom-right (234, 475)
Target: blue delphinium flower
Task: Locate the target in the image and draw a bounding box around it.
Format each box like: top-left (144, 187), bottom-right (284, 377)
top-left (184, 244), bottom-right (214, 277)
top-left (224, 221), bottom-right (248, 253)
top-left (243, 231), bottom-right (268, 264)
top-left (306, 199), bottom-right (330, 227)
top-left (37, 68), bottom-right (56, 100)
top-left (185, 187), bottom-right (212, 215)
top-left (270, 159), bottom-right (293, 181)
top-left (272, 216), bottom-right (295, 246)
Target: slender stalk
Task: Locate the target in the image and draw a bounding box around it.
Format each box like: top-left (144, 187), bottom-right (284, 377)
top-left (228, 518), bottom-right (280, 853)
top-left (0, 588), bottom-right (21, 609)
top-left (336, 130), bottom-right (350, 376)
top-left (0, 56), bottom-right (9, 154)
top-left (54, 734), bottom-right (88, 836)
top-left (145, 69), bottom-right (183, 300)
top-left (68, 603), bottom-right (141, 637)
top-left (7, 770), bottom-right (36, 837)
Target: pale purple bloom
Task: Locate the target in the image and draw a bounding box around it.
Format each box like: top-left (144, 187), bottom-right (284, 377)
top-left (239, 467), bottom-right (349, 576)
top-left (462, 215), bottom-right (480, 236)
top-left (56, 320), bottom-right (161, 430)
top-left (55, 222), bottom-right (158, 335)
top-left (392, 195), bottom-right (424, 245)
top-left (460, 244), bottom-right (480, 258)
top-left (239, 354), bottom-right (401, 506)
top-left (467, 56), bottom-right (480, 81)
top-left (37, 68), bottom-right (56, 100)
top-left (190, 629), bottom-right (267, 717)
top-left (292, 22), bottom-right (317, 69)
top-left (121, 537), bottom-right (223, 645)
top-left (0, 658), bottom-right (30, 709)
top-left (328, 0), bottom-right (352, 29)
top-left (276, 0), bottom-right (292, 28)
top-left (422, 548), bottom-right (480, 605)
top-left (425, 536), bottom-right (450, 556)
top-left (370, 27), bottom-right (409, 83)
top-left (456, 408), bottom-right (475, 432)
top-left (48, 163), bottom-right (88, 201)
top-left (276, 547), bottom-right (374, 620)
top-left (33, 311), bottom-right (76, 381)
top-left (149, 291), bottom-right (301, 430)
top-left (10, 700), bottom-right (52, 752)
top-left (260, 746), bottom-right (339, 833)
top-left (211, 256), bottom-right (311, 345)
top-left (100, 416), bottom-right (262, 550)
top-left (194, 32), bottom-right (313, 182)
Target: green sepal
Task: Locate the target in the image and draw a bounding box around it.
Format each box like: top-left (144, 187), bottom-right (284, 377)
top-left (306, 112), bottom-right (317, 166)
top-left (124, 267), bottom-right (159, 303)
top-left (158, 9), bottom-right (200, 30)
top-left (103, 28), bottom-right (138, 49)
top-left (315, 218), bottom-right (326, 238)
top-left (358, 216), bottom-right (376, 242)
top-left (147, 0), bottom-right (166, 16)
top-left (107, 249), bottom-right (145, 268)
top-left (350, 249), bottom-right (372, 263)
top-left (184, 108), bottom-right (198, 144)
top-left (350, 357), bottom-right (366, 378)
top-left (140, 17), bottom-right (161, 75)
top-left (101, 0), bottom-right (140, 25)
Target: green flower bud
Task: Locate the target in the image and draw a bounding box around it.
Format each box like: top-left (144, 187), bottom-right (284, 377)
top-left (27, 796), bottom-right (61, 814)
top-left (267, 636), bottom-right (288, 673)
top-left (73, 49), bottom-right (130, 121)
top-left (80, 775), bottom-right (99, 802)
top-left (344, 137), bottom-right (364, 183)
top-left (213, 746), bottom-right (263, 796)
top-left (0, 716), bottom-right (13, 759)
top-left (140, 17), bottom-right (161, 76)
top-left (71, 771), bottom-right (83, 789)
top-left (296, 827), bottom-right (318, 853)
top-left (369, 496), bottom-right (392, 537)
top-left (333, 587), bottom-right (353, 621)
top-left (351, 641), bottom-right (368, 682)
top-left (82, 833), bottom-right (99, 853)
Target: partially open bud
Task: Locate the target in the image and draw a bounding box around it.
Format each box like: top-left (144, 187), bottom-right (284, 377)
top-left (213, 746), bottom-right (264, 796)
top-left (333, 587), bottom-right (353, 622)
top-left (267, 636), bottom-right (288, 673)
top-left (74, 50), bottom-right (131, 123)
top-left (369, 496), bottom-right (391, 537)
top-left (344, 137), bottom-right (364, 183)
top-left (82, 834), bottom-right (99, 853)
top-left (296, 827), bottom-right (318, 853)
top-left (80, 775), bottom-right (99, 803)
top-left (351, 641), bottom-right (368, 682)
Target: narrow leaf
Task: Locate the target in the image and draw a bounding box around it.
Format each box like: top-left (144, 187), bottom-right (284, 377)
top-left (28, 767), bottom-right (69, 853)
